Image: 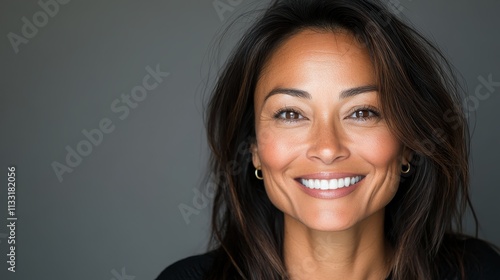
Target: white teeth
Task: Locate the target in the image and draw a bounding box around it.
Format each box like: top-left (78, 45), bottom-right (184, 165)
top-left (329, 179), bottom-right (337, 189)
top-left (320, 180), bottom-right (329, 190)
top-left (300, 176), bottom-right (362, 190)
top-left (344, 178), bottom-right (351, 187)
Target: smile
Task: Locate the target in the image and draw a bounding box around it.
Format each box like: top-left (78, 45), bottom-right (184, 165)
top-left (299, 176), bottom-right (364, 190)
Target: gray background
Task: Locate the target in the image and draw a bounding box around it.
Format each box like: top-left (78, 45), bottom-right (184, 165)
top-left (0, 0), bottom-right (498, 279)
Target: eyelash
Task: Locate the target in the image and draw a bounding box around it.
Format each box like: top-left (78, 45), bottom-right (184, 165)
top-left (272, 106), bottom-right (381, 122)
top-left (273, 107), bottom-right (304, 123)
top-left (347, 106), bottom-right (381, 121)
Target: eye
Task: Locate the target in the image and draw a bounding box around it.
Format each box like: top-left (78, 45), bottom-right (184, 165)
top-left (348, 107), bottom-right (381, 121)
top-left (273, 108), bottom-right (305, 122)
top-left (353, 110), bottom-right (373, 118)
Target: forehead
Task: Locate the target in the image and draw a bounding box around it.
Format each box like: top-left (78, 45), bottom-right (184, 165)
top-left (257, 29), bottom-right (375, 92)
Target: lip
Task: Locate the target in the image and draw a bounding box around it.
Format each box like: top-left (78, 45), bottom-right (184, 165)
top-left (294, 173), bottom-right (365, 199)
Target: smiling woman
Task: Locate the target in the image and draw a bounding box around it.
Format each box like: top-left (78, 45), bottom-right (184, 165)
top-left (251, 30), bottom-right (409, 239)
top-left (157, 0), bottom-right (500, 279)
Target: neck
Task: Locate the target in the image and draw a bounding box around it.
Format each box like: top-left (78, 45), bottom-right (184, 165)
top-left (284, 210), bottom-right (392, 280)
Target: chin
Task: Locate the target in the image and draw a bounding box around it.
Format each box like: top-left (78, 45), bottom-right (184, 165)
top-left (293, 206), bottom-right (385, 233)
top-left (295, 211), bottom-right (359, 232)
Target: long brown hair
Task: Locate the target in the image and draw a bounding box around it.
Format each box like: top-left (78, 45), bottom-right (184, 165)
top-left (205, 0), bottom-right (475, 279)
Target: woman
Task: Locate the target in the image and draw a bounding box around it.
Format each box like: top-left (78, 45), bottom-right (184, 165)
top-left (158, 0), bottom-right (500, 279)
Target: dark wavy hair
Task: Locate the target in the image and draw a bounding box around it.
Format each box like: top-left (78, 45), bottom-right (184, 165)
top-left (204, 0), bottom-right (476, 279)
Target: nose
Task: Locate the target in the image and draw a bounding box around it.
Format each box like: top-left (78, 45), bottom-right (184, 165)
top-left (306, 119), bottom-right (349, 165)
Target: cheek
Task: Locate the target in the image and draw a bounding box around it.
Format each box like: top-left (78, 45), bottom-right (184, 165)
top-left (255, 125), bottom-right (307, 172)
top-left (354, 128), bottom-right (402, 169)
top-left (355, 129), bottom-right (403, 205)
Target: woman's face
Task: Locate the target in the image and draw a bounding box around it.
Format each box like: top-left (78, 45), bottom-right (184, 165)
top-left (251, 29), bottom-right (410, 231)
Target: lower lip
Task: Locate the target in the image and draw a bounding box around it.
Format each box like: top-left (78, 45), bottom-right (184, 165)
top-left (296, 178), bottom-right (362, 199)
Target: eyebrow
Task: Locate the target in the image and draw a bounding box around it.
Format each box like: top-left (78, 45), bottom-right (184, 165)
top-left (263, 85), bottom-right (378, 102)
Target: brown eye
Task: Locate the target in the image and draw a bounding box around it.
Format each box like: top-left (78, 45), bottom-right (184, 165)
top-left (285, 111), bottom-right (299, 119)
top-left (355, 110), bottom-right (371, 118)
top-left (348, 108), bottom-right (380, 121)
top-left (274, 109), bottom-right (304, 122)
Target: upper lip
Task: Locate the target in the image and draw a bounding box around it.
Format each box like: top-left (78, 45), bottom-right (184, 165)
top-left (296, 172), bottom-right (365, 180)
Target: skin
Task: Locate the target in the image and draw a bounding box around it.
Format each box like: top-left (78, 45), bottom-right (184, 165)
top-left (251, 29), bottom-right (412, 279)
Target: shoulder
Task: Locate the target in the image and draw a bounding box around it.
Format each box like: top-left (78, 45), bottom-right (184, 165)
top-left (156, 251), bottom-right (216, 280)
top-left (461, 238), bottom-right (500, 279)
top-left (441, 237), bottom-right (500, 279)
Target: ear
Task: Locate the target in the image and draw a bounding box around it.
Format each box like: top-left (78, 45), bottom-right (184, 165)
top-left (250, 141), bottom-right (261, 169)
top-left (402, 146), bottom-right (414, 165)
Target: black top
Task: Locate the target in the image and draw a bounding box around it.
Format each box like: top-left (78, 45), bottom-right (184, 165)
top-left (157, 238), bottom-right (500, 279)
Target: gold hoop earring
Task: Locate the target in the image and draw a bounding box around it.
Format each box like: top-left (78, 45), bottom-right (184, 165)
top-left (402, 163), bottom-right (411, 174)
top-left (255, 167), bottom-right (263, 180)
